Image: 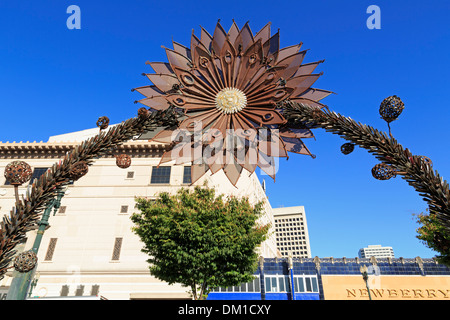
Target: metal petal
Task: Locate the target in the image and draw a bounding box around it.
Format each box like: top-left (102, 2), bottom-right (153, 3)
top-left (223, 156), bottom-right (244, 186)
top-left (275, 50), bottom-right (307, 80)
top-left (172, 41), bottom-right (191, 60)
top-left (227, 20), bottom-right (240, 44)
top-left (234, 21), bottom-right (254, 52)
top-left (146, 61), bottom-right (174, 75)
top-left (235, 39), bottom-right (263, 89)
top-left (286, 73), bottom-right (323, 98)
top-left (212, 21), bottom-right (228, 56)
top-left (254, 22), bottom-right (271, 45)
top-left (200, 26), bottom-right (213, 51)
top-left (297, 88), bottom-right (334, 101)
top-left (280, 136), bottom-right (312, 156)
top-left (145, 74), bottom-right (180, 92)
top-left (136, 96), bottom-right (170, 110)
top-left (292, 60), bottom-right (324, 77)
top-left (133, 85), bottom-right (164, 98)
top-left (276, 43), bottom-right (303, 64)
top-left (262, 30), bottom-right (279, 63)
top-left (190, 163), bottom-right (209, 185)
top-left (165, 47), bottom-right (192, 71)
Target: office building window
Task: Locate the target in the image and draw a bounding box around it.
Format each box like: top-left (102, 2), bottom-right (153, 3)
top-left (150, 166), bottom-right (171, 184)
top-left (183, 166), bottom-right (191, 184)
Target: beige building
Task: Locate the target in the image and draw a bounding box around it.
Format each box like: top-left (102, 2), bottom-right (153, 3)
top-left (0, 127), bottom-right (280, 300)
top-left (273, 206), bottom-right (312, 259)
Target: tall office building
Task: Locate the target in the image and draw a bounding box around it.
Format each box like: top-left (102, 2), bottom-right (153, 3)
top-left (358, 245), bottom-right (395, 259)
top-left (0, 126), bottom-right (280, 300)
top-left (273, 206), bottom-right (312, 258)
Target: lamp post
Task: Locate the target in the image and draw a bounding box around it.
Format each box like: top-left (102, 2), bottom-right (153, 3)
top-left (28, 272), bottom-right (40, 298)
top-left (6, 187), bottom-right (66, 300)
top-left (359, 265), bottom-right (373, 300)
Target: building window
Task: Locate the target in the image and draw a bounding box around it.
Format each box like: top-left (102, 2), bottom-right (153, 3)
top-left (29, 168), bottom-right (49, 185)
top-left (91, 285), bottom-right (100, 296)
top-left (212, 277), bottom-right (260, 293)
top-left (183, 166), bottom-right (191, 184)
top-left (44, 238), bottom-right (58, 261)
top-left (111, 237), bottom-right (123, 261)
top-left (120, 205), bottom-right (128, 214)
top-left (293, 276), bottom-right (318, 293)
top-left (150, 166), bottom-right (171, 184)
top-left (75, 285), bottom-right (85, 296)
top-left (58, 206), bottom-right (67, 214)
top-left (265, 275), bottom-right (290, 293)
top-left (60, 285), bottom-right (69, 296)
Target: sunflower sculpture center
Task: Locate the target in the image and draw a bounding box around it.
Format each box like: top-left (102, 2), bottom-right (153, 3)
top-left (215, 87), bottom-right (247, 114)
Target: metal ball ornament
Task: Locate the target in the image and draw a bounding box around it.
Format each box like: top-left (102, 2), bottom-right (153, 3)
top-left (137, 107), bottom-right (149, 120)
top-left (96, 116), bottom-right (110, 130)
top-left (14, 250), bottom-right (38, 273)
top-left (419, 155), bottom-right (433, 167)
top-left (379, 95), bottom-right (404, 123)
top-left (371, 163), bottom-right (397, 181)
top-left (69, 161), bottom-right (89, 181)
top-left (340, 143), bottom-right (355, 155)
top-left (116, 154), bottom-right (132, 169)
top-left (4, 161), bottom-right (33, 186)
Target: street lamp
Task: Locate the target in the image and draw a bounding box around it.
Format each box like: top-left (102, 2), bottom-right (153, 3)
top-left (359, 265), bottom-right (373, 300)
top-left (6, 186), bottom-right (67, 300)
top-left (28, 272), bottom-right (40, 298)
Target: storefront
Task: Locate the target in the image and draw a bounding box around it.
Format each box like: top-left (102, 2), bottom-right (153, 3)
top-left (207, 257), bottom-right (450, 300)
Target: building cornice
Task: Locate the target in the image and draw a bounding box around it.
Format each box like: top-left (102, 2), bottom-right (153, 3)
top-left (0, 140), bottom-right (171, 159)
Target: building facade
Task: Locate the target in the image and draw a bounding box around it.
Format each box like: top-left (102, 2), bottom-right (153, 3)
top-left (273, 206), bottom-right (312, 259)
top-left (358, 245), bottom-right (395, 259)
top-left (207, 257), bottom-right (450, 300)
top-left (0, 127), bottom-right (281, 300)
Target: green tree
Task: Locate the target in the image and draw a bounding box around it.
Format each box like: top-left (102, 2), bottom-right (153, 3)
top-left (415, 210), bottom-right (450, 266)
top-left (131, 185), bottom-right (269, 300)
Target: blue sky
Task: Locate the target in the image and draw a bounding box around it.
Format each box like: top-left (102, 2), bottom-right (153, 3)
top-left (0, 1), bottom-right (449, 259)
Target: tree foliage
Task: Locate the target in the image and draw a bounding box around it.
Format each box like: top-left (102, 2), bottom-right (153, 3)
top-left (415, 210), bottom-right (450, 266)
top-left (131, 185), bottom-right (269, 299)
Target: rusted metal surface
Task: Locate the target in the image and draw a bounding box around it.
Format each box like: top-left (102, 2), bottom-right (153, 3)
top-left (13, 250), bottom-right (37, 273)
top-left (134, 21), bottom-right (331, 185)
top-left (340, 143), bottom-right (355, 155)
top-left (4, 161), bottom-right (32, 186)
top-left (96, 116), bottom-right (110, 130)
top-left (116, 154), bottom-right (132, 169)
top-left (69, 161), bottom-right (89, 181)
top-left (371, 163), bottom-right (397, 180)
top-left (379, 95), bottom-right (404, 123)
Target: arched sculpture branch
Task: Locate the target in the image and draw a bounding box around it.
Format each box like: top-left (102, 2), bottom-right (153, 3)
top-left (281, 101), bottom-right (450, 231)
top-left (0, 107), bottom-right (182, 279)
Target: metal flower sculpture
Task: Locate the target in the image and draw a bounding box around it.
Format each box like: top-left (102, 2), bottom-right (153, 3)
top-left (134, 21), bottom-right (332, 185)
